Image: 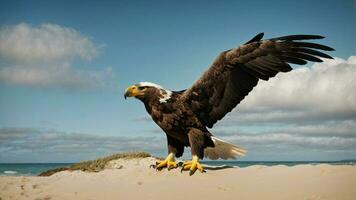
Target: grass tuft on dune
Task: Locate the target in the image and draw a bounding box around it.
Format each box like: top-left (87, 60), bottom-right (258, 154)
top-left (39, 151), bottom-right (151, 176)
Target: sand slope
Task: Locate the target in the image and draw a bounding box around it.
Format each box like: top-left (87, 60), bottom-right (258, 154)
top-left (1, 158), bottom-right (356, 200)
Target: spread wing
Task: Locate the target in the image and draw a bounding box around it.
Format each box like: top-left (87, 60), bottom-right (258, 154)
top-left (181, 33), bottom-right (334, 128)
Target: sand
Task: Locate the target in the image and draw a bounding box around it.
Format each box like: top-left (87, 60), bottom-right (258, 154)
top-left (1, 157), bottom-right (356, 200)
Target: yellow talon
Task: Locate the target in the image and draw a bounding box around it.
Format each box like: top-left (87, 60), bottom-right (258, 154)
top-left (183, 164), bottom-right (191, 170)
top-left (197, 162), bottom-right (204, 172)
top-left (183, 160), bottom-right (193, 166)
top-left (181, 155), bottom-right (205, 175)
top-left (154, 153), bottom-right (177, 170)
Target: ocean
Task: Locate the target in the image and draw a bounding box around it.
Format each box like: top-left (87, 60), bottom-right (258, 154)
top-left (0, 163), bottom-right (71, 176)
top-left (1, 161), bottom-right (355, 176)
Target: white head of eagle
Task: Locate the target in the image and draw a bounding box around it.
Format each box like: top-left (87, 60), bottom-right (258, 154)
top-left (124, 82), bottom-right (172, 103)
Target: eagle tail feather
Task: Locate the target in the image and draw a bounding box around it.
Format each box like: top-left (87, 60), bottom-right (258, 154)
top-left (204, 136), bottom-right (246, 160)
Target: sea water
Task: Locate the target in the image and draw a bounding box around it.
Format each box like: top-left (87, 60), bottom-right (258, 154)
top-left (1, 161), bottom-right (355, 176)
top-left (0, 163), bottom-right (71, 176)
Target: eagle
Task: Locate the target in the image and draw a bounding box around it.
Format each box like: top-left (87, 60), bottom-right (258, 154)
top-left (124, 33), bottom-right (333, 175)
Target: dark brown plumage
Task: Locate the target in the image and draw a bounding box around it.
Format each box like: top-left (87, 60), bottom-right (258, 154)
top-left (124, 33), bottom-right (334, 174)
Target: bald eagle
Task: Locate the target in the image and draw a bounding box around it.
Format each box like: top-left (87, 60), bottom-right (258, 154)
top-left (124, 33), bottom-right (333, 175)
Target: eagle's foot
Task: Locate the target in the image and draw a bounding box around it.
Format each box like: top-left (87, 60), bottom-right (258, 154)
top-left (180, 155), bottom-right (205, 176)
top-left (154, 153), bottom-right (177, 171)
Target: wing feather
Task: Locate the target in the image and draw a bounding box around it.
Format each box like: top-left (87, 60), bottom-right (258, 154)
top-left (270, 34), bottom-right (324, 41)
top-left (290, 41), bottom-right (334, 51)
top-left (283, 52), bottom-right (323, 62)
top-left (293, 48), bottom-right (334, 59)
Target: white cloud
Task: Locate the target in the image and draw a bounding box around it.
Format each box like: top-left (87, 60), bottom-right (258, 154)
top-left (0, 127), bottom-right (165, 153)
top-left (0, 64), bottom-right (113, 88)
top-left (224, 56), bottom-right (356, 124)
top-left (0, 23), bottom-right (99, 63)
top-left (227, 132), bottom-right (356, 152)
top-left (0, 127), bottom-right (166, 162)
top-left (0, 23), bottom-right (111, 89)
top-left (217, 120), bottom-right (356, 150)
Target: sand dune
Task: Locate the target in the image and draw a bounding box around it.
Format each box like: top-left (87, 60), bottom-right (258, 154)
top-left (1, 157), bottom-right (356, 200)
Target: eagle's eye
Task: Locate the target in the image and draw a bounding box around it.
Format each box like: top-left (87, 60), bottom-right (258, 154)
top-left (138, 86), bottom-right (145, 90)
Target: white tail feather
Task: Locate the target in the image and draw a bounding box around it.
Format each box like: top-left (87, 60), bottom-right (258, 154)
top-left (204, 136), bottom-right (247, 160)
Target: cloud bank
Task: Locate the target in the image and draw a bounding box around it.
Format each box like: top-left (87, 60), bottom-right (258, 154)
top-left (0, 23), bottom-right (112, 89)
top-left (223, 56), bottom-right (356, 125)
top-left (0, 127), bottom-right (166, 162)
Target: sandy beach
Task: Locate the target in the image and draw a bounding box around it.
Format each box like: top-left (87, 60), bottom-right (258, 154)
top-left (1, 157), bottom-right (356, 200)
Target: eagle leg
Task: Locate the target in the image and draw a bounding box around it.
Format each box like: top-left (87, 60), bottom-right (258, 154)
top-left (154, 153), bottom-right (178, 171)
top-left (181, 155), bottom-right (206, 175)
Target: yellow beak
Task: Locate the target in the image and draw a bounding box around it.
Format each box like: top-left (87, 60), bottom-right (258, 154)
top-left (124, 85), bottom-right (143, 99)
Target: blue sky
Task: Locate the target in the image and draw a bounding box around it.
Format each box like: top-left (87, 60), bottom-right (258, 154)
top-left (0, 0), bottom-right (355, 162)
